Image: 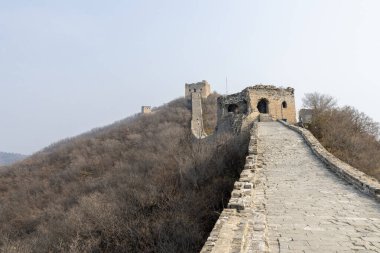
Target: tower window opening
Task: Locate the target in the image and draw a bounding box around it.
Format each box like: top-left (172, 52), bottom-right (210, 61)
top-left (257, 99), bottom-right (269, 113)
top-left (282, 101), bottom-right (287, 108)
top-left (227, 104), bottom-right (239, 113)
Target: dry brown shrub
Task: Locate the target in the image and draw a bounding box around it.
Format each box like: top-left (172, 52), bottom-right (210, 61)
top-left (304, 93), bottom-right (380, 180)
top-left (0, 96), bottom-right (248, 253)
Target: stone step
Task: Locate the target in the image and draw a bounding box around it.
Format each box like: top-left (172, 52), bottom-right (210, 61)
top-left (259, 114), bottom-right (273, 122)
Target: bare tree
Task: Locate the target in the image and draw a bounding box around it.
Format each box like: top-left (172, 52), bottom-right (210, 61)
top-left (302, 92), bottom-right (337, 111)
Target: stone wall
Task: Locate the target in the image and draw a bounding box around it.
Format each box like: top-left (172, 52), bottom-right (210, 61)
top-left (216, 91), bottom-right (250, 133)
top-left (279, 120), bottom-right (380, 202)
top-left (201, 120), bottom-right (380, 252)
top-left (191, 93), bottom-right (207, 138)
top-left (201, 123), bottom-right (269, 253)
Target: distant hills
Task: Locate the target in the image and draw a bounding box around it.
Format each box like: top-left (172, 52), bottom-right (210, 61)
top-left (0, 152), bottom-right (27, 166)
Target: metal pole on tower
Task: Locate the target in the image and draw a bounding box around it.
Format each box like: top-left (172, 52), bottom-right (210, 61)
top-left (226, 76), bottom-right (228, 95)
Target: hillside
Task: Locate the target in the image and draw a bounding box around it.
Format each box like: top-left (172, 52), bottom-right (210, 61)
top-left (0, 96), bottom-right (248, 253)
top-left (303, 93), bottom-right (380, 180)
top-left (0, 152), bottom-right (27, 166)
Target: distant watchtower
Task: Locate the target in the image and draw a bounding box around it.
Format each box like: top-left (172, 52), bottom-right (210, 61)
top-left (185, 80), bottom-right (211, 100)
top-left (141, 106), bottom-right (152, 114)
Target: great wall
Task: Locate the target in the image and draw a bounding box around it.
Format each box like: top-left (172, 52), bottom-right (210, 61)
top-left (183, 81), bottom-right (380, 252)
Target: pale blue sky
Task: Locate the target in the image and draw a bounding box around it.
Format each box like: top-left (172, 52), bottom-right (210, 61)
top-left (1, 0), bottom-right (379, 154)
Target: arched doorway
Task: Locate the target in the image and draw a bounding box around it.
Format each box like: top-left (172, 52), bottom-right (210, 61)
top-left (257, 99), bottom-right (269, 113)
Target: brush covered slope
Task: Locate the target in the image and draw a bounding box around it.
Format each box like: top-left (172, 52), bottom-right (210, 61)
top-left (310, 107), bottom-right (380, 180)
top-left (0, 97), bottom-right (248, 253)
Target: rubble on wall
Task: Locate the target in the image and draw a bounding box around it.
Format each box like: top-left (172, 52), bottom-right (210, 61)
top-left (247, 84), bottom-right (294, 95)
top-left (217, 91), bottom-right (249, 106)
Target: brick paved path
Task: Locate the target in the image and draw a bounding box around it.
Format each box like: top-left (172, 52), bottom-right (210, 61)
top-left (260, 122), bottom-right (380, 253)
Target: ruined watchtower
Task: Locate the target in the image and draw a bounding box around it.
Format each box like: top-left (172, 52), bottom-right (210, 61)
top-left (185, 80), bottom-right (211, 100)
top-left (217, 85), bottom-right (296, 133)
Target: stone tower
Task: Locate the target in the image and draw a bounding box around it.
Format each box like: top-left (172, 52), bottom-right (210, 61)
top-left (141, 106), bottom-right (152, 114)
top-left (185, 80), bottom-right (211, 138)
top-left (217, 85), bottom-right (296, 133)
top-left (185, 80), bottom-right (211, 99)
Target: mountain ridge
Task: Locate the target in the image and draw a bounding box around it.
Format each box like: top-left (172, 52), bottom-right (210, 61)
top-left (0, 151), bottom-right (27, 166)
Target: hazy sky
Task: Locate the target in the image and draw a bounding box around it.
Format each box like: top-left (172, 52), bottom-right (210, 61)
top-left (1, 0), bottom-right (380, 154)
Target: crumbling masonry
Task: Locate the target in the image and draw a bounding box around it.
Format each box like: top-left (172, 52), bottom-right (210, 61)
top-left (216, 85), bottom-right (296, 133)
top-left (186, 82), bottom-right (297, 137)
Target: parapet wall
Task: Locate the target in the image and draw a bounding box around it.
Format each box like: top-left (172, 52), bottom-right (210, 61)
top-left (278, 120), bottom-right (380, 202)
top-left (201, 123), bottom-right (269, 253)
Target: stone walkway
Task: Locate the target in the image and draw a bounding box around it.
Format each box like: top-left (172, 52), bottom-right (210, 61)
top-left (260, 122), bottom-right (380, 253)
